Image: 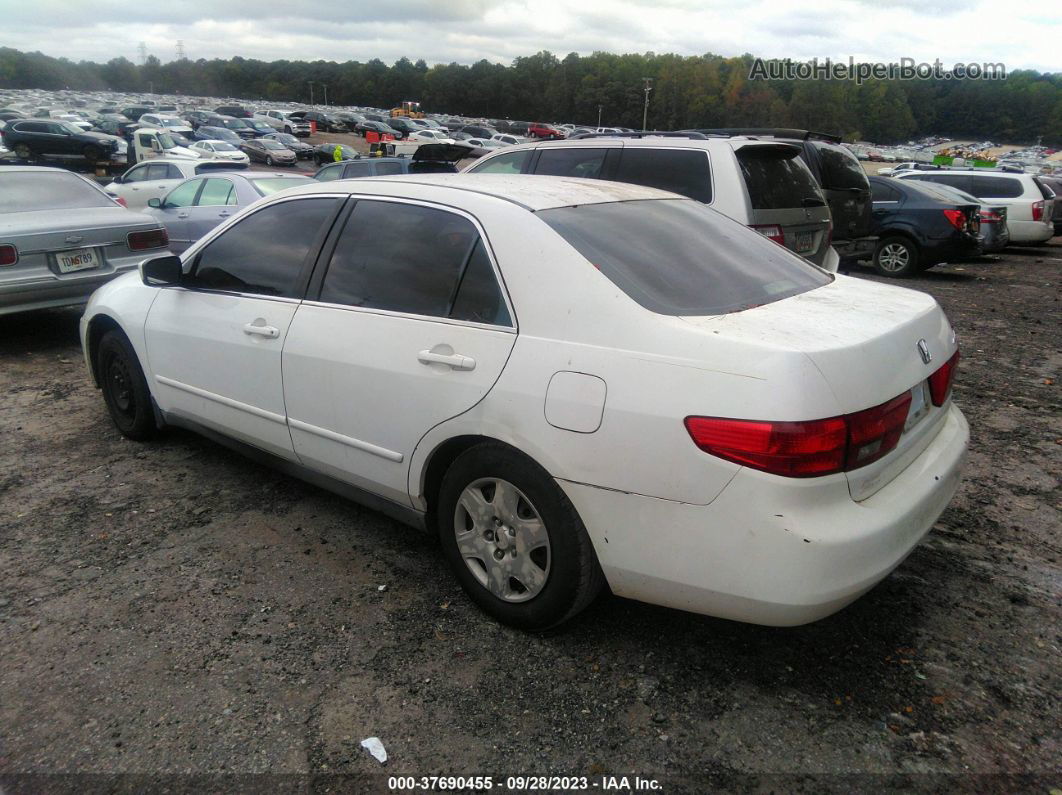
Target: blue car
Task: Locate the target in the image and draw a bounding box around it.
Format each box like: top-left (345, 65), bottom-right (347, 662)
top-left (144, 172), bottom-right (313, 253)
top-left (193, 126), bottom-right (243, 145)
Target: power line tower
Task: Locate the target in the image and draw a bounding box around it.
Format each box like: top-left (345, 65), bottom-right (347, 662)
top-left (137, 42), bottom-right (148, 64)
top-left (176, 40), bottom-right (186, 60)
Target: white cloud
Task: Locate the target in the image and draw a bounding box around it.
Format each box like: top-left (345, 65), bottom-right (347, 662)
top-left (4, 0), bottom-right (1059, 72)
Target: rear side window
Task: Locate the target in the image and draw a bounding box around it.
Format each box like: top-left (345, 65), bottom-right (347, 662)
top-left (968, 176), bottom-right (1023, 199)
top-left (188, 198), bottom-right (338, 297)
top-left (469, 150), bottom-right (531, 174)
top-left (343, 162), bottom-right (372, 178)
top-left (612, 149), bottom-right (712, 203)
top-left (450, 239), bottom-right (512, 326)
top-left (374, 161), bottom-right (404, 176)
top-left (144, 163), bottom-right (171, 180)
top-left (534, 148), bottom-right (608, 179)
top-left (814, 143), bottom-right (868, 191)
top-left (737, 147), bottom-right (822, 210)
top-left (912, 174), bottom-right (972, 192)
top-left (315, 165), bottom-right (342, 182)
top-left (871, 181), bottom-right (902, 202)
top-left (539, 199), bottom-right (831, 316)
top-left (318, 202), bottom-right (511, 325)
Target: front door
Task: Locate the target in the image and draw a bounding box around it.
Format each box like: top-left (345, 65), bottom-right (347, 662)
top-left (145, 196), bottom-right (342, 459)
top-left (282, 199), bottom-right (517, 505)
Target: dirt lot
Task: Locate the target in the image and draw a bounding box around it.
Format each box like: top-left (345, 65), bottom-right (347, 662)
top-left (0, 240), bottom-right (1059, 793)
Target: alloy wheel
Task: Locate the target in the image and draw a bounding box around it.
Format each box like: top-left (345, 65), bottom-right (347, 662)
top-left (878, 243), bottom-right (911, 272)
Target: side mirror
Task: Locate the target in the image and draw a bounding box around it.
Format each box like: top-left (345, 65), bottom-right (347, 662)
top-left (112, 175), bottom-right (123, 184)
top-left (147, 197), bottom-right (162, 209)
top-left (140, 255), bottom-right (183, 286)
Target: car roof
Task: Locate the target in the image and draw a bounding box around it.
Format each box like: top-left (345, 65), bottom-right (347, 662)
top-left (0, 165), bottom-right (89, 174)
top-left (278, 173), bottom-right (681, 211)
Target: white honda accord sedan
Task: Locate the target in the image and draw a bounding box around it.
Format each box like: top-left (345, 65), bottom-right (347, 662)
top-left (80, 174), bottom-right (969, 631)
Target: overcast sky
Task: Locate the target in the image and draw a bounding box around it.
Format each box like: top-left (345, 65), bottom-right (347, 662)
top-left (5, 0), bottom-right (1059, 73)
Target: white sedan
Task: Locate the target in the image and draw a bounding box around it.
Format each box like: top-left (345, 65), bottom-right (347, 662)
top-left (190, 140), bottom-right (251, 165)
top-left (80, 175), bottom-right (968, 631)
top-left (406, 129), bottom-right (456, 145)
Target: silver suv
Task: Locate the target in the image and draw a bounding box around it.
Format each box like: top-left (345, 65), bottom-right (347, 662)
top-left (462, 132), bottom-right (834, 267)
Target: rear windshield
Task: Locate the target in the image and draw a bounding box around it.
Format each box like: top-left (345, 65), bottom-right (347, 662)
top-left (250, 176), bottom-right (314, 195)
top-left (538, 199), bottom-right (831, 316)
top-left (737, 147), bottom-right (823, 209)
top-left (0, 172), bottom-right (113, 212)
top-left (814, 143), bottom-right (868, 191)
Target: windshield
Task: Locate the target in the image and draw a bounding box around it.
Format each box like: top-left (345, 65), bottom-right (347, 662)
top-left (0, 171), bottom-right (114, 212)
top-left (261, 140), bottom-right (285, 150)
top-left (157, 133), bottom-right (178, 150)
top-left (737, 147), bottom-right (823, 210)
top-left (250, 176), bottom-right (314, 196)
top-left (162, 119), bottom-right (185, 128)
top-left (223, 118), bottom-right (247, 129)
top-left (538, 199), bottom-right (831, 316)
top-left (59, 122), bottom-right (85, 135)
top-left (212, 142), bottom-right (238, 151)
top-left (274, 134), bottom-right (296, 144)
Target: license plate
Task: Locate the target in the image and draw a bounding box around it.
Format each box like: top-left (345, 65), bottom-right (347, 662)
top-left (794, 231), bottom-right (815, 253)
top-left (905, 381), bottom-right (930, 431)
top-left (55, 247), bottom-right (100, 273)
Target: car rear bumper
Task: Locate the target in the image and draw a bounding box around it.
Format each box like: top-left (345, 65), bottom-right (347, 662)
top-left (0, 256), bottom-right (144, 317)
top-left (834, 236), bottom-right (877, 260)
top-left (558, 402), bottom-right (968, 626)
top-left (1007, 219), bottom-right (1054, 243)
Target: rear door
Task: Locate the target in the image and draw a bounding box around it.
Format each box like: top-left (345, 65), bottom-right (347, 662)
top-left (810, 142), bottom-right (872, 241)
top-left (283, 198), bottom-right (517, 505)
top-left (145, 196), bottom-right (342, 459)
top-left (735, 143), bottom-right (832, 266)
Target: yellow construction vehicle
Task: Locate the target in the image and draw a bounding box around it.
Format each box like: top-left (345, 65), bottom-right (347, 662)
top-left (390, 101), bottom-right (424, 119)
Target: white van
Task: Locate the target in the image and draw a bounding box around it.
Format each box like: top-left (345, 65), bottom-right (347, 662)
top-left (897, 170), bottom-right (1055, 244)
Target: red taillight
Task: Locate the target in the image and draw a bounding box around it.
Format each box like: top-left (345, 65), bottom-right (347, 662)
top-left (685, 391), bottom-right (919, 478)
top-left (845, 392), bottom-right (911, 470)
top-left (750, 224), bottom-right (785, 245)
top-left (0, 244), bottom-right (18, 266)
top-left (127, 228), bottom-right (168, 251)
top-left (684, 416), bottom-right (847, 477)
top-left (979, 209), bottom-right (1001, 223)
top-left (113, 196), bottom-right (128, 207)
top-left (943, 209), bottom-right (965, 230)
top-left (1031, 200), bottom-right (1044, 222)
top-left (928, 350), bottom-right (960, 406)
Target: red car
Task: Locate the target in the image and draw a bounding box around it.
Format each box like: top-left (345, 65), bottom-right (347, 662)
top-left (528, 122), bottom-right (565, 140)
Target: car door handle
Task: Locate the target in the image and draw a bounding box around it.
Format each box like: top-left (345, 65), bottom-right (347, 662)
top-left (418, 350), bottom-right (476, 371)
top-left (243, 322), bottom-right (280, 339)
top-left (176, 212), bottom-right (189, 218)
top-left (218, 211), bottom-right (231, 217)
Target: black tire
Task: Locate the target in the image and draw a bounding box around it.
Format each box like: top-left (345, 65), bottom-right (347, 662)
top-left (437, 443), bottom-right (604, 631)
top-left (14, 143), bottom-right (32, 160)
top-left (265, 155), bottom-right (274, 166)
top-left (873, 235), bottom-right (921, 277)
top-left (83, 144), bottom-right (103, 163)
top-left (97, 330), bottom-right (157, 441)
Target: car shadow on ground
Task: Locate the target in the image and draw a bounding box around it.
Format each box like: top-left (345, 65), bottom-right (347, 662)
top-left (0, 307), bottom-right (83, 356)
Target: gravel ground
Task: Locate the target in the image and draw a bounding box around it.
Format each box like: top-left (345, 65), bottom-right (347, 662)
top-left (0, 240), bottom-right (1059, 794)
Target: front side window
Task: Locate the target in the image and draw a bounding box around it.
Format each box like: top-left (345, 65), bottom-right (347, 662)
top-left (319, 201), bottom-right (488, 319)
top-left (373, 162), bottom-right (404, 176)
top-left (196, 178), bottom-right (236, 206)
top-left (187, 198), bottom-right (338, 297)
top-left (163, 179), bottom-right (202, 208)
top-left (469, 150), bottom-right (530, 174)
top-left (535, 148), bottom-right (608, 179)
top-left (538, 199), bottom-right (831, 316)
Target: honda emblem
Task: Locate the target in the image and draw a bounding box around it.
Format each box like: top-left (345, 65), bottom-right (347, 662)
top-left (917, 339), bottom-right (932, 365)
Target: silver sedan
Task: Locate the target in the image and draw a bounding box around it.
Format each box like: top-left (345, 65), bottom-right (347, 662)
top-left (144, 172), bottom-right (313, 253)
top-left (0, 166), bottom-right (169, 316)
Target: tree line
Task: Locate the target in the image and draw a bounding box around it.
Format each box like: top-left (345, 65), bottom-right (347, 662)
top-left (1, 47), bottom-right (1059, 145)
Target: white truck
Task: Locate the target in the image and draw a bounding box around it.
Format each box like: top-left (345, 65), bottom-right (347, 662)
top-left (130, 127), bottom-right (204, 164)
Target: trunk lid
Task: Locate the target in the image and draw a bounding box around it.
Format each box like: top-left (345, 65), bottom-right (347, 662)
top-left (680, 277), bottom-right (957, 500)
